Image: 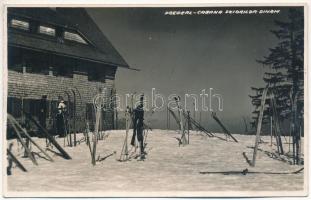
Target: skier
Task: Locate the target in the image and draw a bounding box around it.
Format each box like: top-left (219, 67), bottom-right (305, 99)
top-left (131, 95), bottom-right (145, 160)
top-left (56, 96), bottom-right (66, 137)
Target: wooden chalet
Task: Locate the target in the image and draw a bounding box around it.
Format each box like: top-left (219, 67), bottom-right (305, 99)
top-left (7, 8), bottom-right (129, 135)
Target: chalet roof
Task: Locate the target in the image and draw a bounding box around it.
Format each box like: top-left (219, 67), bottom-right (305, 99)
top-left (8, 8), bottom-right (129, 68)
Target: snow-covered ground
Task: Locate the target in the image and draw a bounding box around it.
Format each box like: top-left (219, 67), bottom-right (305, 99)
top-left (5, 130), bottom-right (305, 196)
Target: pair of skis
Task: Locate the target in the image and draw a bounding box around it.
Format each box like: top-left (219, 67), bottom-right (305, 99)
top-left (118, 108), bottom-right (131, 162)
top-left (211, 112), bottom-right (238, 143)
top-left (169, 96), bottom-right (215, 146)
top-left (7, 143), bottom-right (27, 174)
top-left (199, 167), bottom-right (304, 175)
top-left (7, 114), bottom-right (56, 174)
top-left (172, 96), bottom-right (188, 146)
top-left (23, 111), bottom-right (71, 160)
top-left (251, 86), bottom-right (269, 167)
top-left (8, 114), bottom-right (55, 163)
top-left (183, 111), bottom-right (213, 137)
top-left (90, 103), bottom-right (102, 165)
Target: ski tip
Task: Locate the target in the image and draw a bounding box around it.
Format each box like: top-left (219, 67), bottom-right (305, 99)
top-left (294, 168), bottom-right (304, 174)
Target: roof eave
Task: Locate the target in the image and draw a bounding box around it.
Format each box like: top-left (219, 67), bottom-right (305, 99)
top-left (8, 43), bottom-right (130, 69)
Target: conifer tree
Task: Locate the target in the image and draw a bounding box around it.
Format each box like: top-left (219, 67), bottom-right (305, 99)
top-left (250, 8), bottom-right (304, 164)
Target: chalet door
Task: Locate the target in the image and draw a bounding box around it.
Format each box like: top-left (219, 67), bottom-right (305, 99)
top-left (39, 95), bottom-right (47, 128)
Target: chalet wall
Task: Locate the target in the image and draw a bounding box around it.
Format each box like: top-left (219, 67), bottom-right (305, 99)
top-left (8, 70), bottom-right (116, 133)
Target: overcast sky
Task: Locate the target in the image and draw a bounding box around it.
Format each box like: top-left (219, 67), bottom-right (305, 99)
top-left (87, 7), bottom-right (302, 133)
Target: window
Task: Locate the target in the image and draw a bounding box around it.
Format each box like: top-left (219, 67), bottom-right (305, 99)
top-left (7, 97), bottom-right (22, 118)
top-left (23, 99), bottom-right (43, 118)
top-left (105, 67), bottom-right (117, 79)
top-left (8, 47), bottom-right (23, 73)
top-left (39, 25), bottom-right (55, 36)
top-left (88, 67), bottom-right (106, 82)
top-left (64, 31), bottom-right (87, 44)
top-left (11, 19), bottom-right (29, 30)
top-left (51, 55), bottom-right (74, 78)
top-left (53, 65), bottom-right (73, 78)
top-left (25, 52), bottom-right (49, 75)
top-left (49, 100), bottom-right (58, 118)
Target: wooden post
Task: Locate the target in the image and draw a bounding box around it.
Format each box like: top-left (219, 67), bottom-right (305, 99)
top-left (187, 111), bottom-right (191, 144)
top-left (69, 122), bottom-right (72, 147)
top-left (179, 109), bottom-right (186, 146)
top-left (292, 92), bottom-right (299, 164)
top-left (193, 103), bottom-right (196, 129)
top-left (72, 89), bottom-right (77, 146)
top-left (119, 108), bottom-right (130, 161)
top-left (272, 96), bottom-right (284, 155)
top-left (92, 102), bottom-right (101, 165)
top-left (251, 87), bottom-right (268, 167)
top-left (85, 122), bottom-right (90, 145)
top-left (295, 122), bottom-right (300, 165)
top-left (289, 125), bottom-right (292, 153)
top-left (115, 110), bottom-right (118, 130)
top-left (176, 97), bottom-right (187, 146)
top-left (269, 96), bottom-right (274, 147)
top-left (242, 117), bottom-right (248, 133)
top-left (111, 85), bottom-right (118, 130)
top-left (293, 129), bottom-right (296, 164)
top-left (299, 125), bottom-right (302, 164)
top-left (23, 138), bottom-right (30, 158)
top-left (63, 115), bottom-right (69, 147)
top-left (124, 109), bottom-right (129, 159)
top-left (167, 107), bottom-right (169, 130)
top-left (168, 107), bottom-right (170, 130)
top-left (85, 121), bottom-right (93, 156)
top-left (98, 111), bottom-right (102, 140)
top-left (270, 116), bottom-right (273, 146)
top-left (21, 97), bottom-right (25, 125)
top-left (64, 90), bottom-right (72, 147)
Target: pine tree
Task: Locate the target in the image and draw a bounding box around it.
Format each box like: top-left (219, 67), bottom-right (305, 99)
top-left (250, 8), bottom-right (304, 164)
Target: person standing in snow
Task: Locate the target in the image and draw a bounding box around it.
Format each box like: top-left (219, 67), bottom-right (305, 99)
top-left (56, 96), bottom-right (66, 137)
top-left (132, 95), bottom-right (145, 160)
